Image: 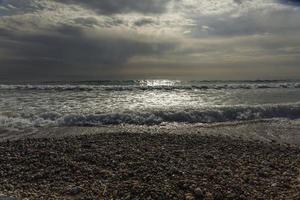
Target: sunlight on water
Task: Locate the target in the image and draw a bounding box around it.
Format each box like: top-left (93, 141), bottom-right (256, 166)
top-left (124, 90), bottom-right (205, 110)
top-left (138, 79), bottom-right (180, 87)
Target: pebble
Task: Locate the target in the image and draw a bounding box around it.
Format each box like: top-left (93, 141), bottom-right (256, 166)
top-left (185, 193), bottom-right (195, 200)
top-left (66, 186), bottom-right (83, 196)
top-left (0, 132), bottom-right (299, 199)
top-left (193, 188), bottom-right (204, 199)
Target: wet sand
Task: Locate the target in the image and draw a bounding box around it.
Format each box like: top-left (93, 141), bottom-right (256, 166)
top-left (1, 131), bottom-right (300, 199)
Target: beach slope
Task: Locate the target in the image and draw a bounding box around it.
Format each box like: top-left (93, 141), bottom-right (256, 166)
top-left (0, 132), bottom-right (300, 199)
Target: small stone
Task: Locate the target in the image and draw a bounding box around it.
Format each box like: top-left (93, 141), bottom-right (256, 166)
top-left (4, 184), bottom-right (14, 191)
top-left (206, 192), bottom-right (213, 199)
top-left (214, 192), bottom-right (224, 200)
top-left (99, 170), bottom-right (113, 178)
top-left (258, 169), bottom-right (269, 178)
top-left (194, 188), bottom-right (204, 199)
top-left (203, 153), bottom-right (215, 159)
top-left (271, 183), bottom-right (277, 187)
top-left (66, 186), bottom-right (83, 196)
top-left (185, 192), bottom-right (195, 200)
top-left (81, 143), bottom-right (91, 148)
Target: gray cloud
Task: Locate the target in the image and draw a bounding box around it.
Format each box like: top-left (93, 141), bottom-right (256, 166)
top-left (134, 18), bottom-right (156, 27)
top-left (72, 17), bottom-right (125, 28)
top-left (1, 0), bottom-right (300, 81)
top-left (279, 0), bottom-right (300, 5)
top-left (73, 17), bottom-right (100, 27)
top-left (54, 0), bottom-right (172, 14)
top-left (233, 0), bottom-right (243, 4)
top-left (235, 0), bottom-right (300, 6)
top-left (188, 6), bottom-right (300, 37)
top-left (0, 0), bottom-right (42, 16)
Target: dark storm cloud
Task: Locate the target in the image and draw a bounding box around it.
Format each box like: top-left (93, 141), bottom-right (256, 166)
top-left (54, 0), bottom-right (172, 14)
top-left (0, 25), bottom-right (175, 80)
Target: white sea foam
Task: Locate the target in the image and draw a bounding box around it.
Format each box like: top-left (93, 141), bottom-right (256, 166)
top-left (57, 103), bottom-right (300, 126)
top-left (0, 115), bottom-right (54, 129)
top-left (1, 103), bottom-right (299, 129)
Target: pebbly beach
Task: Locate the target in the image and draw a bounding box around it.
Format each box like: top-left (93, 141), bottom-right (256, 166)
top-left (0, 131), bottom-right (300, 200)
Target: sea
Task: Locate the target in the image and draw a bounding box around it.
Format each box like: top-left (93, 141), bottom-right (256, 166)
top-left (1, 80), bottom-right (300, 143)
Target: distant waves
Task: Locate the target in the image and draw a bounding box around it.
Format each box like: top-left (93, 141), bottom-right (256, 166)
top-left (0, 82), bottom-right (300, 91)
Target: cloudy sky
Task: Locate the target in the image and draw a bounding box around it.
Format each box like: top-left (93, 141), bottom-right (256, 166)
top-left (0, 0), bottom-right (300, 81)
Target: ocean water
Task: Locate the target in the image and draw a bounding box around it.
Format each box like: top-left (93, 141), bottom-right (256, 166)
top-left (0, 80), bottom-right (300, 131)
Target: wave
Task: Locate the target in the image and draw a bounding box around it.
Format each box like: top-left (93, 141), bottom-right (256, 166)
top-left (57, 103), bottom-right (300, 126)
top-left (1, 103), bottom-right (300, 128)
top-left (0, 82), bottom-right (300, 91)
top-left (0, 84), bottom-right (95, 91)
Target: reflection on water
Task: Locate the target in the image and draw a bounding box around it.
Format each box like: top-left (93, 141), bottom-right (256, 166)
top-left (138, 79), bottom-right (181, 87)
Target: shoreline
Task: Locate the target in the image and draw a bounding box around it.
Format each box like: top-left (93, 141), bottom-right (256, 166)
top-left (1, 131), bottom-right (300, 199)
top-left (1, 119), bottom-right (300, 145)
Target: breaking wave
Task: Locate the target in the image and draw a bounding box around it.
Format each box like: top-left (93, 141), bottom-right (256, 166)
top-left (1, 103), bottom-right (300, 129)
top-left (57, 103), bottom-right (300, 125)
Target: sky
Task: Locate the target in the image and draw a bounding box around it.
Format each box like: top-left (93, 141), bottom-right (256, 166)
top-left (0, 0), bottom-right (300, 81)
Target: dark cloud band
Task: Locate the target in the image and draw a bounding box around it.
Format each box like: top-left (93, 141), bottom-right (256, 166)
top-left (0, 25), bottom-right (175, 80)
top-left (54, 0), bottom-right (172, 14)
